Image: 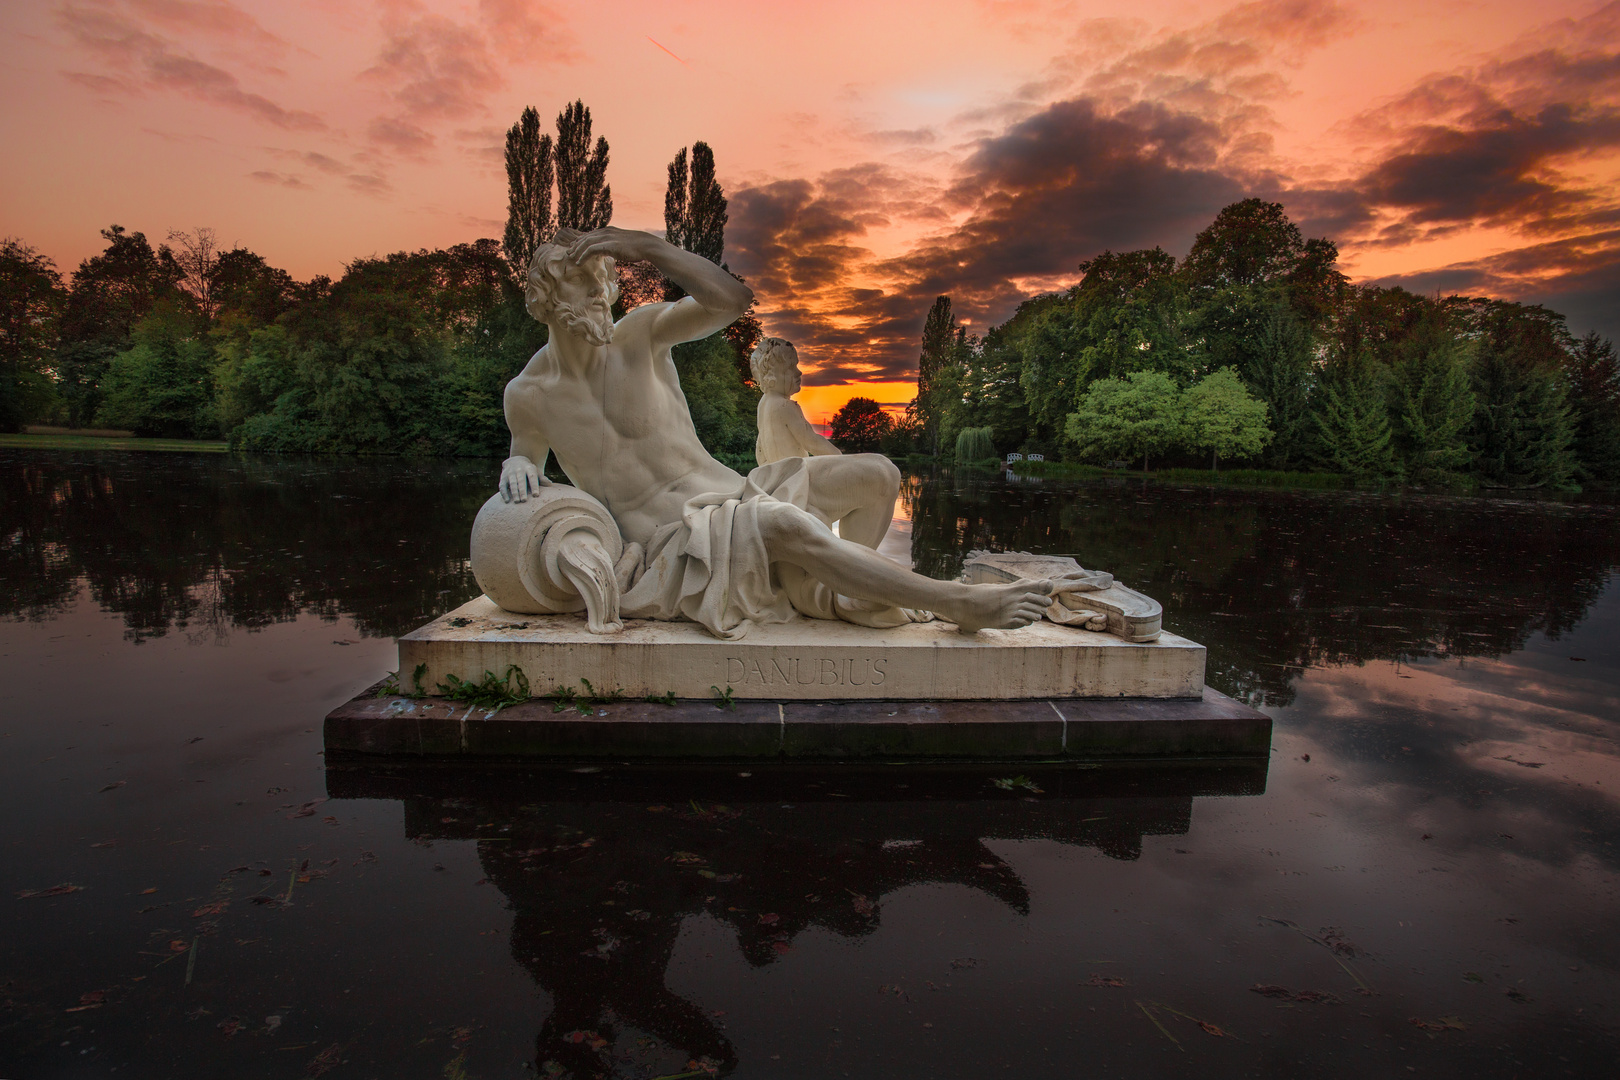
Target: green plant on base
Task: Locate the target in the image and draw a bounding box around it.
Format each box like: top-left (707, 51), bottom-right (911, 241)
top-left (437, 664), bottom-right (530, 712)
top-left (645, 690), bottom-right (678, 706)
top-left (550, 678), bottom-right (628, 715)
top-left (711, 685), bottom-right (736, 711)
top-left (991, 775), bottom-right (1044, 793)
top-left (377, 663), bottom-right (429, 698)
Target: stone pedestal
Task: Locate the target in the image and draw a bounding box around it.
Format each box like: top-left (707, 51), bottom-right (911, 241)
top-left (398, 596), bottom-right (1206, 703)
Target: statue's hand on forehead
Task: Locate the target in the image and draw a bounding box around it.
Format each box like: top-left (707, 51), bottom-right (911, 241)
top-left (567, 226), bottom-right (655, 266)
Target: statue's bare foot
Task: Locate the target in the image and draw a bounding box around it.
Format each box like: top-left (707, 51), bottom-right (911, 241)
top-left (938, 579), bottom-right (1055, 634)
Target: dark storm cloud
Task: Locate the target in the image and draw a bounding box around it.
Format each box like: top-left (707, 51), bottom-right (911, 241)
top-left (1372, 230), bottom-right (1620, 342)
top-left (1354, 104), bottom-right (1620, 236)
top-left (726, 2), bottom-right (1620, 383)
top-left (729, 96), bottom-right (1257, 382)
top-left (727, 165), bottom-right (956, 378)
top-left (1330, 6), bottom-right (1620, 339)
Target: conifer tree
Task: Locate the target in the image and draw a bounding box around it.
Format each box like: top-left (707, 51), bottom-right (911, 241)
top-left (1389, 313), bottom-right (1475, 480)
top-left (1245, 306), bottom-right (1313, 466)
top-left (1566, 332), bottom-right (1620, 484)
top-left (554, 100), bottom-right (612, 232)
top-left (1311, 356), bottom-right (1400, 482)
top-left (502, 107), bottom-right (554, 279)
top-left (1470, 345), bottom-right (1576, 489)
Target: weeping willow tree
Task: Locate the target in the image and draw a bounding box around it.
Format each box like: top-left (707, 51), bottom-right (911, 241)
top-left (955, 425), bottom-right (996, 464)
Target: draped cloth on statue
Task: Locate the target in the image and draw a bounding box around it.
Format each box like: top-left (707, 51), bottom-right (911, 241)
top-left (619, 456), bottom-right (915, 641)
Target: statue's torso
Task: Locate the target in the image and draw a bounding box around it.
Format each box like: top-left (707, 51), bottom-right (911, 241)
top-left (509, 315), bottom-right (741, 547)
top-left (755, 394), bottom-right (810, 466)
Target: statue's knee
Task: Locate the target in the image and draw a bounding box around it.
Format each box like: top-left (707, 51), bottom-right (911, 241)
top-left (851, 452), bottom-right (900, 491)
top-left (760, 502), bottom-right (823, 549)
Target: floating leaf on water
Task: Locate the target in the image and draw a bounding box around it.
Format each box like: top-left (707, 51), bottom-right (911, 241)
top-left (1410, 1016), bottom-right (1468, 1031)
top-left (17, 883), bottom-right (83, 899)
top-left (305, 1044), bottom-right (345, 1077)
top-left (991, 775), bottom-right (1044, 793)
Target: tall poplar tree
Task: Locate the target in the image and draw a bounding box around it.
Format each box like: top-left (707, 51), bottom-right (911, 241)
top-left (553, 100), bottom-right (612, 232)
top-left (661, 142), bottom-right (729, 298)
top-left (912, 295), bottom-right (959, 455)
top-left (502, 106), bottom-right (554, 279)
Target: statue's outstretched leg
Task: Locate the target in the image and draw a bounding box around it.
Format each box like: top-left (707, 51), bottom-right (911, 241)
top-left (758, 502), bottom-right (1052, 633)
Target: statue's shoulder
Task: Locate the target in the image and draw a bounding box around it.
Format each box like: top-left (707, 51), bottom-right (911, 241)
top-left (615, 302), bottom-right (671, 335)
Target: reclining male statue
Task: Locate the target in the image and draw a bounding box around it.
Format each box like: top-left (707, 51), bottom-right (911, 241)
top-left (493, 225), bottom-right (1055, 641)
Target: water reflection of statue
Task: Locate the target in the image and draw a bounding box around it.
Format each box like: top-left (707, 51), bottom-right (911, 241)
top-left (487, 226), bottom-right (1053, 639)
top-left (325, 764), bottom-right (1262, 1079)
top-left (750, 337), bottom-right (842, 466)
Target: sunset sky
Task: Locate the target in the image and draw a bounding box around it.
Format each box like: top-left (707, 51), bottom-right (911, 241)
top-left (4, 0), bottom-right (1618, 422)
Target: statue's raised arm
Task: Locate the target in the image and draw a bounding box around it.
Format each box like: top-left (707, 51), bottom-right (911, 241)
top-left (564, 227), bottom-right (752, 351)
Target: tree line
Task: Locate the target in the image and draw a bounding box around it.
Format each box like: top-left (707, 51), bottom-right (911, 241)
top-left (0, 101), bottom-right (763, 467)
top-left (832, 199), bottom-right (1620, 489)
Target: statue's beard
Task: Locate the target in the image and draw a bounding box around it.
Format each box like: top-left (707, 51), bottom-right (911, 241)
top-left (556, 300), bottom-right (614, 346)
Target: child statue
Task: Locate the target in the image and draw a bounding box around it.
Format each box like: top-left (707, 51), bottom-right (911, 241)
top-left (750, 337), bottom-right (843, 467)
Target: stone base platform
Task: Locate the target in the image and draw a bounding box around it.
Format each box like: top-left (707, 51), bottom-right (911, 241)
top-left (399, 597), bottom-right (1206, 702)
top-left (324, 685), bottom-right (1270, 762)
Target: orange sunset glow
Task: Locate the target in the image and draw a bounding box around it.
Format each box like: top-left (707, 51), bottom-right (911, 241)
top-left (4, 0), bottom-right (1618, 423)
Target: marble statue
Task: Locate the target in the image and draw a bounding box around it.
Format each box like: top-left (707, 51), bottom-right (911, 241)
top-left (474, 226), bottom-right (1056, 641)
top-left (750, 337), bottom-right (842, 466)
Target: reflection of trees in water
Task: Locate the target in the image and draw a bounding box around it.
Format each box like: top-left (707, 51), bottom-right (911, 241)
top-left (906, 472), bottom-right (1620, 705)
top-left (9, 452), bottom-right (1614, 683)
top-left (0, 450), bottom-right (487, 640)
top-left (330, 764), bottom-right (1261, 1079)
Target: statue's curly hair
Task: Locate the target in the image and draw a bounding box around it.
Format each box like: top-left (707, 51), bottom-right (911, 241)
top-left (749, 336), bottom-right (799, 394)
top-left (524, 228), bottom-right (621, 322)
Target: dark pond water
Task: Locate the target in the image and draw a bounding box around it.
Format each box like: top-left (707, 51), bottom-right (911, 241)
top-left (2, 449), bottom-right (1618, 1078)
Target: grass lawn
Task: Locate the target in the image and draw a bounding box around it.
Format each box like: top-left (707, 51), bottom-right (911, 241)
top-left (0, 431), bottom-right (230, 453)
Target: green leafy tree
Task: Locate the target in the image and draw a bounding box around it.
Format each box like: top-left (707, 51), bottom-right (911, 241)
top-left (209, 247), bottom-right (297, 326)
top-left (953, 425), bottom-right (995, 464)
top-left (1182, 367), bottom-right (1271, 470)
top-left (502, 106), bottom-right (554, 279)
top-left (553, 100), bottom-right (611, 232)
top-left (57, 225), bottom-right (181, 425)
top-left (96, 302), bottom-right (216, 437)
top-left (1311, 356), bottom-right (1400, 482)
top-left (830, 396), bottom-right (894, 454)
top-left (0, 238), bottom-right (67, 431)
top-left (1566, 332), bottom-right (1620, 484)
top-left (1181, 199), bottom-right (1342, 321)
top-left (1064, 369), bottom-right (1184, 470)
top-left (880, 411), bottom-right (922, 457)
top-left (1017, 249), bottom-right (1188, 442)
top-left (1388, 312), bottom-right (1475, 479)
